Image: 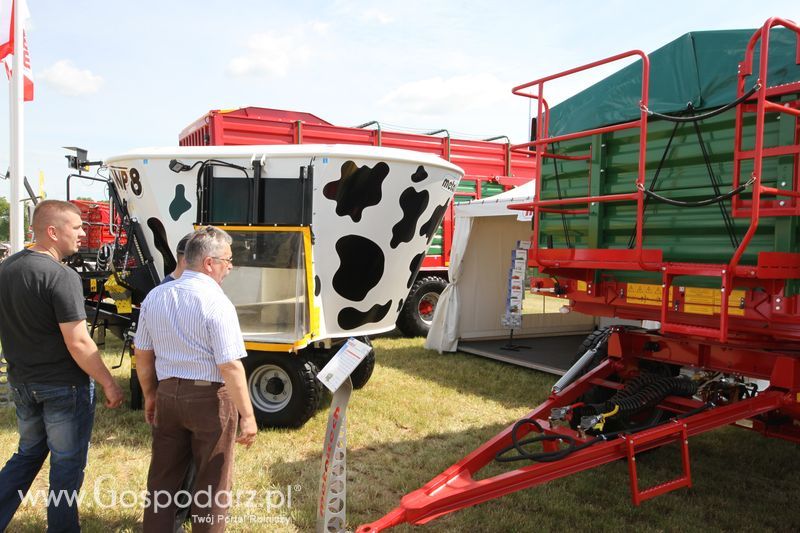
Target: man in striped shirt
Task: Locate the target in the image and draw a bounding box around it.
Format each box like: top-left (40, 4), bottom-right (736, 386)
top-left (159, 230), bottom-right (196, 533)
top-left (135, 226), bottom-right (257, 532)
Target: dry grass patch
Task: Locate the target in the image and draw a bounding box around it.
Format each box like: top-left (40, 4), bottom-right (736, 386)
top-left (0, 336), bottom-right (798, 532)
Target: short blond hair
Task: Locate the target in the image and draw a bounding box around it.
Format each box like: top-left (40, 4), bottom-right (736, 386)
top-left (32, 200), bottom-right (82, 239)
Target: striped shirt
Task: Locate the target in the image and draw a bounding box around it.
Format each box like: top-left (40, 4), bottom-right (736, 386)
top-left (135, 270), bottom-right (247, 383)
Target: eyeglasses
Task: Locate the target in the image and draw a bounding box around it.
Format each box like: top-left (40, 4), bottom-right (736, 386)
top-left (211, 256), bottom-right (234, 265)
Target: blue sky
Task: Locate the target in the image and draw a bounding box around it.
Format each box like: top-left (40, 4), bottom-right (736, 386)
top-left (0, 0), bottom-right (797, 201)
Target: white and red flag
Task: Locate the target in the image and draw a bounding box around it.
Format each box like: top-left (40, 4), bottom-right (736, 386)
top-left (0, 0), bottom-right (33, 101)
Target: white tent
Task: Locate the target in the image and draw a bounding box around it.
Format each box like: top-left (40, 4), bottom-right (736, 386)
top-left (426, 181), bottom-right (596, 353)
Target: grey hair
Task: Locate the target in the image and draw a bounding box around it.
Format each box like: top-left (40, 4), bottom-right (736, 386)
top-left (184, 226), bottom-right (233, 268)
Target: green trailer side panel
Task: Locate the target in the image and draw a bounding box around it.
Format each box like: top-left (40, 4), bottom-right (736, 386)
top-left (481, 182), bottom-right (505, 198)
top-left (427, 237), bottom-right (443, 256)
top-left (549, 28), bottom-right (800, 137)
top-left (538, 93), bottom-right (799, 287)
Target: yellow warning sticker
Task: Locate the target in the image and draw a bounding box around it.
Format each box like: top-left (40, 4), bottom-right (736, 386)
top-left (684, 287), bottom-right (716, 305)
top-left (683, 288), bottom-right (746, 316)
top-left (115, 298), bottom-right (132, 314)
top-left (90, 278), bottom-right (97, 292)
top-left (577, 280), bottom-right (587, 292)
top-left (627, 283), bottom-right (670, 306)
top-left (683, 304), bottom-right (714, 315)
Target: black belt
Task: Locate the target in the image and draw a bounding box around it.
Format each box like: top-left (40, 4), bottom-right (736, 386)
top-left (161, 377), bottom-right (220, 387)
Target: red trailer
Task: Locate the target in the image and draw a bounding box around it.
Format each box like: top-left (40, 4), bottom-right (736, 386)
top-left (179, 107), bottom-right (536, 335)
top-left (70, 199), bottom-right (122, 252)
top-left (359, 17), bottom-right (800, 531)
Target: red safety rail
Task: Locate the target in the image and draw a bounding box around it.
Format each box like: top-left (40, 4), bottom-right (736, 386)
top-left (358, 327), bottom-right (800, 532)
top-left (179, 107), bottom-right (536, 271)
top-left (510, 49), bottom-right (655, 273)
top-left (357, 19), bottom-right (800, 532)
top-left (508, 19), bottom-right (800, 344)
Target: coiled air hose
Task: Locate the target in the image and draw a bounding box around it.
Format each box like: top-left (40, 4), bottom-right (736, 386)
top-left (601, 375), bottom-right (698, 418)
top-left (496, 374), bottom-right (702, 464)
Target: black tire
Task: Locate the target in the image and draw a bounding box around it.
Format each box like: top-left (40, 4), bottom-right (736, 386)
top-left (244, 352), bottom-right (322, 428)
top-left (350, 337), bottom-right (375, 389)
top-left (305, 337), bottom-right (375, 390)
top-left (396, 276), bottom-right (447, 337)
top-left (130, 368), bottom-right (143, 410)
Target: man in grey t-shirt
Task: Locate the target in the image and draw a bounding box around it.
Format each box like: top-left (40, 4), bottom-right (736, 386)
top-left (0, 200), bottom-right (124, 532)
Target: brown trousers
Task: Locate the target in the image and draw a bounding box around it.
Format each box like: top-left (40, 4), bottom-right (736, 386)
top-left (143, 378), bottom-right (238, 533)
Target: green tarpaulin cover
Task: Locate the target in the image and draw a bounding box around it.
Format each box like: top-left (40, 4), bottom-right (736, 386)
top-left (548, 28), bottom-right (800, 136)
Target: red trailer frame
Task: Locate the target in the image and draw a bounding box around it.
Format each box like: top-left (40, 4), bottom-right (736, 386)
top-left (179, 107), bottom-right (536, 272)
top-left (179, 108), bottom-right (537, 335)
top-left (358, 18), bottom-right (800, 532)
top-left (70, 199), bottom-right (125, 252)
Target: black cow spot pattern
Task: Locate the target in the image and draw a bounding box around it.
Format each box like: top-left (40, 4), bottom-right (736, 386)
top-left (338, 301), bottom-right (392, 330)
top-left (411, 165), bottom-right (428, 183)
top-left (169, 184), bottom-right (192, 221)
top-left (407, 252), bottom-right (425, 288)
top-left (332, 235), bottom-right (384, 301)
top-left (397, 299), bottom-right (404, 312)
top-left (322, 161), bottom-right (390, 222)
top-left (390, 187), bottom-right (429, 249)
top-left (314, 275), bottom-right (321, 297)
top-left (419, 201), bottom-right (449, 243)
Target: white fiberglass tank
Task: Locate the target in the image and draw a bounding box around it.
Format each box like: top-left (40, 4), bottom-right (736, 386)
top-left (104, 144), bottom-right (463, 345)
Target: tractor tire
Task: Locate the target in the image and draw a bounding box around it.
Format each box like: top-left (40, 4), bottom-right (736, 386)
top-left (245, 352), bottom-right (322, 428)
top-left (349, 337), bottom-right (376, 389)
top-left (396, 276), bottom-right (447, 337)
top-left (129, 368), bottom-right (143, 410)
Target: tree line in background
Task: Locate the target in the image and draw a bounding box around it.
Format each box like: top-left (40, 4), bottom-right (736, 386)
top-left (0, 196), bottom-right (97, 242)
top-left (0, 196), bottom-right (16, 242)
top-left (0, 196), bottom-right (31, 243)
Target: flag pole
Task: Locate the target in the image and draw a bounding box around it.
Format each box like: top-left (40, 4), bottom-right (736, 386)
top-left (9, 0), bottom-right (24, 252)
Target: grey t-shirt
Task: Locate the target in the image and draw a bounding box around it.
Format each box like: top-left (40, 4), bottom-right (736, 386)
top-left (0, 249), bottom-right (88, 385)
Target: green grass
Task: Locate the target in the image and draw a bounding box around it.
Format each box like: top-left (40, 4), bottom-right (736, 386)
top-left (1, 336), bottom-right (799, 532)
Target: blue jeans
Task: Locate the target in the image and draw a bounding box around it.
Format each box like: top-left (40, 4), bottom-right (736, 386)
top-left (0, 381), bottom-right (96, 533)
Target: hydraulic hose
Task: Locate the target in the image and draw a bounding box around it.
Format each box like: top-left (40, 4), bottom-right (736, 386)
top-left (641, 83), bottom-right (760, 123)
top-left (642, 183), bottom-right (749, 208)
top-left (495, 398), bottom-right (712, 464)
top-left (603, 376), bottom-right (697, 417)
top-left (496, 374), bottom-right (700, 463)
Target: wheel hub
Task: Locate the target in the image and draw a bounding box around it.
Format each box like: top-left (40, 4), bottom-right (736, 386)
top-left (265, 376), bottom-right (285, 396)
top-left (249, 365), bottom-right (293, 412)
top-left (417, 292), bottom-right (439, 323)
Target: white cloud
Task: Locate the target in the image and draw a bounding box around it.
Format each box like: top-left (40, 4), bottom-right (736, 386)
top-left (379, 73), bottom-right (509, 116)
top-left (38, 60), bottom-right (104, 96)
top-left (360, 9), bottom-right (393, 24)
top-left (228, 23), bottom-right (328, 78)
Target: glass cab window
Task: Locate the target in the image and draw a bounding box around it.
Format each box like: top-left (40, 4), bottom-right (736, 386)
top-left (222, 230), bottom-right (309, 344)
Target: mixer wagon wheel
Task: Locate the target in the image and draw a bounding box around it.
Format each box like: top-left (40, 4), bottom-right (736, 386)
top-left (397, 276), bottom-right (448, 337)
top-left (245, 352), bottom-right (322, 428)
top-left (349, 337), bottom-right (376, 390)
top-left (307, 337), bottom-right (376, 390)
top-left (569, 328), bottom-right (675, 432)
